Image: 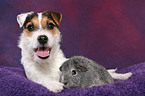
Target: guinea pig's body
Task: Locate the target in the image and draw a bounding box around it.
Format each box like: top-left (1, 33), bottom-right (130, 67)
top-left (59, 56), bottom-right (114, 88)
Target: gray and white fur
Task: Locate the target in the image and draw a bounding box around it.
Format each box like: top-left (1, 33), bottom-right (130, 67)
top-left (59, 56), bottom-right (114, 88)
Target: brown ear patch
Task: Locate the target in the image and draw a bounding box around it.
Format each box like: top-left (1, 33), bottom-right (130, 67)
top-left (42, 11), bottom-right (62, 26)
top-left (50, 12), bottom-right (62, 26)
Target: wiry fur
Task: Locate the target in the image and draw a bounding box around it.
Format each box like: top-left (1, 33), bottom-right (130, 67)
top-left (17, 12), bottom-right (67, 93)
top-left (19, 33), bottom-right (66, 92)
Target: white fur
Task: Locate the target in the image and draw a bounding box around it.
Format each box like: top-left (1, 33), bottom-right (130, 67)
top-left (17, 12), bottom-right (67, 93)
top-left (17, 11), bottom-right (132, 93)
top-left (38, 13), bottom-right (43, 29)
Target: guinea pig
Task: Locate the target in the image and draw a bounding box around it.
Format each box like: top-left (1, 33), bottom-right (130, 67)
top-left (59, 56), bottom-right (114, 88)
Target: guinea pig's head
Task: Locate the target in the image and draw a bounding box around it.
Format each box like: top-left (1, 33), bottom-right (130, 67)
top-left (59, 56), bottom-right (89, 88)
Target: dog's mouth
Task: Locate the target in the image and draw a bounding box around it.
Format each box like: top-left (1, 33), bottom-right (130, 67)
top-left (34, 47), bottom-right (52, 59)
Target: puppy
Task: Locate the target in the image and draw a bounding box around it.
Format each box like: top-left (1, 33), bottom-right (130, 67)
top-left (17, 11), bottom-right (67, 93)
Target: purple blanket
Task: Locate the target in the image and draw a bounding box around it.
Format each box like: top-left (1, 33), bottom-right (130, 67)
top-left (0, 63), bottom-right (145, 96)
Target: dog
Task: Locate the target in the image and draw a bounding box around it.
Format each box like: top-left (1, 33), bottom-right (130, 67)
top-left (17, 11), bottom-right (132, 93)
top-left (17, 11), bottom-right (67, 93)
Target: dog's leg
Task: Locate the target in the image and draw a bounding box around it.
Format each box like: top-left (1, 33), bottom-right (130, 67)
top-left (23, 61), bottom-right (64, 93)
top-left (107, 69), bottom-right (133, 80)
top-left (28, 73), bottom-right (64, 93)
top-left (37, 79), bottom-right (64, 93)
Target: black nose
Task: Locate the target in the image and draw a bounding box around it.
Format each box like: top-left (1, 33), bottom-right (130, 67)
top-left (37, 35), bottom-right (48, 44)
top-left (63, 81), bottom-right (68, 86)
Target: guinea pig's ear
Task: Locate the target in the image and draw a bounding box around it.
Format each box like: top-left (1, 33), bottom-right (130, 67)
top-left (73, 59), bottom-right (79, 64)
top-left (75, 65), bottom-right (88, 72)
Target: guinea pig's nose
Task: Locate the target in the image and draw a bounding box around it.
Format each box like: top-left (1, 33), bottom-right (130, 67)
top-left (63, 81), bottom-right (68, 86)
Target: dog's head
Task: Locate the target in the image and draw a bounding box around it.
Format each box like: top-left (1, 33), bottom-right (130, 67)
top-left (17, 11), bottom-right (62, 60)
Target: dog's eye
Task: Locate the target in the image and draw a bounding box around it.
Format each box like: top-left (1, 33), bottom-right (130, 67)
top-left (72, 70), bottom-right (77, 76)
top-left (47, 23), bottom-right (55, 30)
top-left (27, 24), bottom-right (35, 31)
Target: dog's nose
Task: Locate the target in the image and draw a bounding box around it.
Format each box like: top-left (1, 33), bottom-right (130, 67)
top-left (37, 35), bottom-right (48, 44)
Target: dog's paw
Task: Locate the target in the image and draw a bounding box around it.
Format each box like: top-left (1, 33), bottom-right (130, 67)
top-left (46, 81), bottom-right (64, 93)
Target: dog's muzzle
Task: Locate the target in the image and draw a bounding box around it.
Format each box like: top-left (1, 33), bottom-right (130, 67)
top-left (33, 35), bottom-right (52, 59)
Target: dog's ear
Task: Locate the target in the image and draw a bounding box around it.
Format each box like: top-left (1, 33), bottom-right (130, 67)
top-left (17, 11), bottom-right (34, 28)
top-left (43, 11), bottom-right (62, 26)
top-left (50, 11), bottom-right (62, 26)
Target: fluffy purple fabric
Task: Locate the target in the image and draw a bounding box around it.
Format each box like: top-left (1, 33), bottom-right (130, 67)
top-left (0, 62), bottom-right (145, 96)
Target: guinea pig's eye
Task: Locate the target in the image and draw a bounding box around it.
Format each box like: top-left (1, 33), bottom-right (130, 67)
top-left (27, 24), bottom-right (35, 31)
top-left (72, 70), bottom-right (77, 75)
top-left (47, 22), bottom-right (55, 30)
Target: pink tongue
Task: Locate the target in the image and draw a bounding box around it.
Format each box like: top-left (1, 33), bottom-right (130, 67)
top-left (36, 50), bottom-right (50, 57)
